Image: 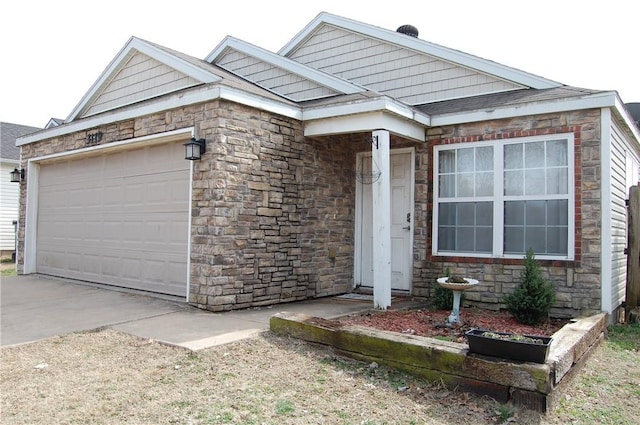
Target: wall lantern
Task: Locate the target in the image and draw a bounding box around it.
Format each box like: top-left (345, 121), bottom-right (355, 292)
top-left (10, 168), bottom-right (24, 183)
top-left (184, 138), bottom-right (206, 160)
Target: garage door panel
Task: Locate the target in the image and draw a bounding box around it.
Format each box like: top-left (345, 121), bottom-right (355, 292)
top-left (36, 141), bottom-right (190, 296)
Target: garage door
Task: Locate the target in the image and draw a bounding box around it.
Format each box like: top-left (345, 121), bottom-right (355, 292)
top-left (36, 141), bottom-right (190, 297)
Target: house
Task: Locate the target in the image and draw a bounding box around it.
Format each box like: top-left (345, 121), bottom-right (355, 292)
top-left (0, 122), bottom-right (41, 259)
top-left (15, 12), bottom-right (640, 318)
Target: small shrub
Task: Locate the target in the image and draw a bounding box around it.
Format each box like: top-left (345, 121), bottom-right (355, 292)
top-left (433, 284), bottom-right (455, 310)
top-left (504, 249), bottom-right (556, 325)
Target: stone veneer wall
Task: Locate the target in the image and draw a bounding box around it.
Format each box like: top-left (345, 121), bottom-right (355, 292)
top-left (188, 101), bottom-right (369, 311)
top-left (414, 109), bottom-right (603, 318)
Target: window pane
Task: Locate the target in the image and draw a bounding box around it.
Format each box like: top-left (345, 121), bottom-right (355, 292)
top-left (457, 227), bottom-right (475, 251)
top-left (476, 227), bottom-right (492, 252)
top-left (547, 140), bottom-right (568, 167)
top-left (547, 227), bottom-right (568, 254)
top-left (504, 200), bottom-right (568, 255)
top-left (457, 203), bottom-right (475, 225)
top-left (438, 227), bottom-right (455, 251)
top-left (525, 227), bottom-right (546, 253)
top-left (476, 147), bottom-right (493, 171)
top-left (547, 200), bottom-right (568, 225)
top-left (504, 144), bottom-right (522, 170)
top-left (439, 150), bottom-right (456, 173)
top-left (524, 169), bottom-right (545, 195)
top-left (547, 168), bottom-right (568, 195)
top-left (525, 201), bottom-right (546, 225)
top-left (439, 203), bottom-right (455, 225)
top-left (439, 175), bottom-right (455, 197)
top-left (504, 227), bottom-right (524, 253)
top-left (525, 142), bottom-right (545, 167)
top-left (457, 148), bottom-right (474, 171)
top-left (476, 202), bottom-right (493, 225)
top-left (457, 173), bottom-right (474, 197)
top-left (504, 201), bottom-right (524, 225)
top-left (437, 202), bottom-right (493, 253)
top-left (476, 172), bottom-right (494, 196)
top-left (504, 170), bottom-right (523, 195)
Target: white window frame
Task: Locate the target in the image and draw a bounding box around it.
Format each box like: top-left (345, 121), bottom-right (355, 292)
top-left (432, 133), bottom-right (575, 260)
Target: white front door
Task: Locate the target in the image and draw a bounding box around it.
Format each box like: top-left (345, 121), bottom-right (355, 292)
top-left (357, 149), bottom-right (413, 292)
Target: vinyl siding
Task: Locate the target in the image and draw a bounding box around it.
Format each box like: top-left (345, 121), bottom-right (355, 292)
top-left (0, 162), bottom-right (19, 251)
top-left (82, 51), bottom-right (201, 117)
top-left (216, 48), bottom-right (340, 101)
top-left (610, 115), bottom-right (640, 310)
top-left (287, 24), bottom-right (524, 104)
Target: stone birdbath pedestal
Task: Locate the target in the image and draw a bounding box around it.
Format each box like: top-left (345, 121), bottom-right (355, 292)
top-left (437, 276), bottom-right (479, 325)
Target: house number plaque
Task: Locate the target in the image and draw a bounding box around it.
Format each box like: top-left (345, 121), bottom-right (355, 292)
top-left (86, 131), bottom-right (103, 145)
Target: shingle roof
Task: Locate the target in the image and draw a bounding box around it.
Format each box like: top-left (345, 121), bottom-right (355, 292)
top-left (415, 86), bottom-right (603, 116)
top-left (0, 122), bottom-right (41, 160)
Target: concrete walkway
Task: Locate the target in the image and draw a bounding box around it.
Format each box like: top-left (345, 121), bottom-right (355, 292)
top-left (1, 275), bottom-right (393, 350)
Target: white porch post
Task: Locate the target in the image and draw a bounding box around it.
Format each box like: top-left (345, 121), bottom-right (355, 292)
top-left (371, 129), bottom-right (391, 309)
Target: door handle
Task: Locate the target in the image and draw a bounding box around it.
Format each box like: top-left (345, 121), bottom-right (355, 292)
top-left (403, 225), bottom-right (411, 230)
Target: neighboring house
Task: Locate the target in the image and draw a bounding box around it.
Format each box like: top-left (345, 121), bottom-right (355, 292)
top-left (0, 122), bottom-right (41, 259)
top-left (44, 118), bottom-right (65, 129)
top-left (15, 13), bottom-right (640, 319)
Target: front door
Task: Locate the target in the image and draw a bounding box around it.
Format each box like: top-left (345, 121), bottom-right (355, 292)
top-left (357, 149), bottom-right (414, 292)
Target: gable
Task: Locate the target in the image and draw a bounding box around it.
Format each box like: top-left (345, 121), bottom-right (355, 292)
top-left (67, 37), bottom-right (222, 122)
top-left (215, 47), bottom-right (340, 102)
top-left (207, 36), bottom-right (363, 103)
top-left (286, 24), bottom-right (525, 105)
top-left (81, 51), bottom-right (202, 118)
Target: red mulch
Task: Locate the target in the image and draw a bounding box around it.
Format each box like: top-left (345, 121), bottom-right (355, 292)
top-left (335, 307), bottom-right (569, 344)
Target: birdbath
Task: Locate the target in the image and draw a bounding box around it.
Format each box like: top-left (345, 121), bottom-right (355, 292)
top-left (437, 277), bottom-right (479, 325)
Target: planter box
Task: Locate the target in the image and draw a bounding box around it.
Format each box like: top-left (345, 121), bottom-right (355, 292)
top-left (465, 329), bottom-right (552, 364)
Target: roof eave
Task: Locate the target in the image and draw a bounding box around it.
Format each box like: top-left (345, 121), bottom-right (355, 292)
top-left (17, 85), bottom-right (301, 146)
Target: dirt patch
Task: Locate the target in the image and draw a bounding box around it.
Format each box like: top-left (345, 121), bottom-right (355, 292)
top-left (335, 307), bottom-right (569, 343)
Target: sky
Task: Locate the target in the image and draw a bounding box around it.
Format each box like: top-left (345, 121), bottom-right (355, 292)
top-left (2, 0), bottom-right (637, 129)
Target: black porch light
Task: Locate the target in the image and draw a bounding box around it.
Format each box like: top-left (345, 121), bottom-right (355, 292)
top-left (10, 168), bottom-right (24, 183)
top-left (184, 138), bottom-right (206, 160)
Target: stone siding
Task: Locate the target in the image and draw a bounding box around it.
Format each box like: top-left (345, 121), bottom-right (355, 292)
top-left (188, 102), bottom-right (367, 311)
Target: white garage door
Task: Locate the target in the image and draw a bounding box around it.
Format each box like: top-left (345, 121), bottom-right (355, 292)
top-left (36, 141), bottom-right (190, 297)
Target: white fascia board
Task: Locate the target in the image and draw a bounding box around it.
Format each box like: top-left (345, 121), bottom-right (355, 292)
top-left (614, 95), bottom-right (640, 144)
top-left (207, 36), bottom-right (363, 95)
top-left (66, 37), bottom-right (222, 122)
top-left (18, 86), bottom-right (301, 146)
top-left (304, 111), bottom-right (425, 142)
top-left (431, 91), bottom-right (619, 127)
top-left (279, 12), bottom-right (561, 90)
top-left (303, 97), bottom-right (431, 127)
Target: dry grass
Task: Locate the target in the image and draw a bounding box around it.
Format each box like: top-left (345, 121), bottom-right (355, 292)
top-left (0, 260), bottom-right (16, 277)
top-left (1, 326), bottom-right (638, 425)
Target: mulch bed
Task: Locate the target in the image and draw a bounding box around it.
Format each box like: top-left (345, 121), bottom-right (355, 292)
top-left (334, 307), bottom-right (569, 344)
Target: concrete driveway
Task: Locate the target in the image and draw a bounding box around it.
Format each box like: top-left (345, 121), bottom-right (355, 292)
top-left (1, 275), bottom-right (379, 350)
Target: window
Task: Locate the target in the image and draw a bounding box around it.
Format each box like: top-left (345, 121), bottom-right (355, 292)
top-left (434, 135), bottom-right (573, 259)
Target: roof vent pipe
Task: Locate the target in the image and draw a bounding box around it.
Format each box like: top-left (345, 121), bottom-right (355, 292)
top-left (396, 24), bottom-right (419, 38)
